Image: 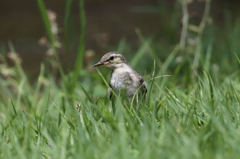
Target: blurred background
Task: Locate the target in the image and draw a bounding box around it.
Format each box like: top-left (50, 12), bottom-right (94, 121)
top-left (0, 0), bottom-right (240, 81)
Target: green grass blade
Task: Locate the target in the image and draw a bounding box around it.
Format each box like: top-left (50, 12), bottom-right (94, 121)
top-left (79, 82), bottom-right (95, 104)
top-left (70, 0), bottom-right (86, 93)
top-left (130, 37), bottom-right (153, 68)
top-left (37, 0), bottom-right (56, 46)
top-left (11, 99), bottom-right (17, 117)
top-left (235, 52), bottom-right (240, 63)
top-left (37, 0), bottom-right (65, 80)
top-left (64, 0), bottom-right (73, 51)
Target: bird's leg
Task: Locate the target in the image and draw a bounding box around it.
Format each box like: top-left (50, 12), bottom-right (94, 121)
top-left (111, 97), bottom-right (116, 114)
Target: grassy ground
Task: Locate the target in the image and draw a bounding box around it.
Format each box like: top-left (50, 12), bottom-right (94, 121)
top-left (1, 0), bottom-right (240, 159)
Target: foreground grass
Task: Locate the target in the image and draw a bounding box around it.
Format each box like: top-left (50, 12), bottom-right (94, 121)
top-left (0, 48), bottom-right (239, 159)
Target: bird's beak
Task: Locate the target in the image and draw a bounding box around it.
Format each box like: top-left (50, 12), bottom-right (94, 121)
top-left (93, 61), bottom-right (110, 67)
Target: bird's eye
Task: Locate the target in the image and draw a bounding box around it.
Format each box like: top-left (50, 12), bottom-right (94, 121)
top-left (109, 56), bottom-right (114, 60)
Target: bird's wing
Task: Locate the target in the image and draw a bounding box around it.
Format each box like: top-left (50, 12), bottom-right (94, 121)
top-left (129, 71), bottom-right (147, 95)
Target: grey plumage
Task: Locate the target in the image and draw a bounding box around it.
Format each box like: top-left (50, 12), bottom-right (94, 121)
top-left (93, 52), bottom-right (147, 99)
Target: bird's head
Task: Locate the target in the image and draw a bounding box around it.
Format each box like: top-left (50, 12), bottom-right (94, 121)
top-left (93, 52), bottom-right (128, 69)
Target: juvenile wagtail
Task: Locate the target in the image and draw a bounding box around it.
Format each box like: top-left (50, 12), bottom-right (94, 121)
top-left (93, 52), bottom-right (147, 99)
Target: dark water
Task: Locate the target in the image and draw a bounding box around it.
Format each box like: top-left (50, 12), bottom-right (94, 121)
top-left (0, 0), bottom-right (239, 79)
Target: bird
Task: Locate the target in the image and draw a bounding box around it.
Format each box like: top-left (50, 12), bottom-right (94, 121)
top-left (93, 52), bottom-right (147, 100)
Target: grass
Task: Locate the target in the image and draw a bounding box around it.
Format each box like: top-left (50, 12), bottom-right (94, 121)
top-left (0, 0), bottom-right (240, 159)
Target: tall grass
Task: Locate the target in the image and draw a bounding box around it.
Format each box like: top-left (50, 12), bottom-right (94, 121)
top-left (37, 0), bottom-right (86, 95)
top-left (0, 0), bottom-right (240, 159)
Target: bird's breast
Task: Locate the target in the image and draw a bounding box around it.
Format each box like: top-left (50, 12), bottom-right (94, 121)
top-left (110, 71), bottom-right (129, 90)
top-left (109, 66), bottom-right (142, 97)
